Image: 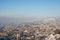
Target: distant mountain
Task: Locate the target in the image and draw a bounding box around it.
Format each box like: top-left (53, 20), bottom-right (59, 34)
top-left (0, 17), bottom-right (39, 25)
top-left (0, 16), bottom-right (60, 25)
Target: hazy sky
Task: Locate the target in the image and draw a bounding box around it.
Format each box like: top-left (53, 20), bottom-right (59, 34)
top-left (0, 0), bottom-right (60, 17)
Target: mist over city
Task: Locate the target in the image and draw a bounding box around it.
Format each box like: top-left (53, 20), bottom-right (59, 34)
top-left (0, 0), bottom-right (60, 40)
